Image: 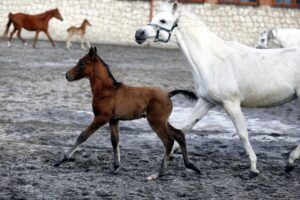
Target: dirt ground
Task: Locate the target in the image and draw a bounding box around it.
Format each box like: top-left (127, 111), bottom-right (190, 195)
top-left (0, 39), bottom-right (300, 200)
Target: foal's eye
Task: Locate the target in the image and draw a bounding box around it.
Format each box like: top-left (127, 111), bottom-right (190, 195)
top-left (261, 39), bottom-right (265, 42)
top-left (78, 60), bottom-right (85, 66)
top-left (160, 19), bottom-right (167, 24)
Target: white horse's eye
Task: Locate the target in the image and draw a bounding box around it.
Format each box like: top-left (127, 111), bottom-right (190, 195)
top-left (160, 19), bottom-right (167, 24)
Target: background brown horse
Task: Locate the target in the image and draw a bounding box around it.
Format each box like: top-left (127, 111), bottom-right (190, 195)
top-left (54, 47), bottom-right (200, 180)
top-left (3, 8), bottom-right (63, 48)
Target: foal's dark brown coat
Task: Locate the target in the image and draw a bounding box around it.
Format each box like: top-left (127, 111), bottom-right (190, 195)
top-left (3, 8), bottom-right (63, 48)
top-left (54, 47), bottom-right (200, 180)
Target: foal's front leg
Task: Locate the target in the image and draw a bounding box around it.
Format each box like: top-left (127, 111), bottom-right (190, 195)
top-left (286, 144), bottom-right (300, 172)
top-left (54, 117), bottom-right (108, 167)
top-left (80, 35), bottom-right (86, 50)
top-left (109, 120), bottom-right (121, 172)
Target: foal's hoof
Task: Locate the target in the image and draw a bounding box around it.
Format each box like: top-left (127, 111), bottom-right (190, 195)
top-left (285, 164), bottom-right (296, 173)
top-left (53, 157), bottom-right (75, 167)
top-left (109, 165), bottom-right (120, 174)
top-left (249, 171), bottom-right (259, 178)
top-left (186, 162), bottom-right (201, 174)
top-left (53, 161), bottom-right (61, 167)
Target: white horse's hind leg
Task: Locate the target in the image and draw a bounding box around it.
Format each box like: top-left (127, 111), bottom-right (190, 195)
top-left (286, 144), bottom-right (300, 172)
top-left (223, 100), bottom-right (259, 176)
top-left (171, 98), bottom-right (213, 155)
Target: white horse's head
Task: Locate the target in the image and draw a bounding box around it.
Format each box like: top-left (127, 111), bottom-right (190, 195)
top-left (255, 29), bottom-right (274, 49)
top-left (135, 1), bottom-right (179, 44)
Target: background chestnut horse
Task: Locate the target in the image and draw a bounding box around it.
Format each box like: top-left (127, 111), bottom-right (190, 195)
top-left (54, 47), bottom-right (200, 180)
top-left (3, 8), bottom-right (63, 48)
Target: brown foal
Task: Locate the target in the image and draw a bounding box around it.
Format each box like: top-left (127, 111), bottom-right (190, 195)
top-left (66, 19), bottom-right (91, 49)
top-left (3, 8), bottom-right (63, 48)
top-left (54, 47), bottom-right (200, 180)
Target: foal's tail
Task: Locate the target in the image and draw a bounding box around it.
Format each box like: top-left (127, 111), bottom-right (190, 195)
top-left (169, 89), bottom-right (198, 101)
top-left (3, 13), bottom-right (13, 38)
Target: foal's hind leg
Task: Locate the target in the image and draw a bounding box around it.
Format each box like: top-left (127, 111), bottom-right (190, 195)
top-left (54, 117), bottom-right (108, 167)
top-left (109, 120), bottom-right (121, 172)
top-left (286, 144), bottom-right (300, 172)
top-left (147, 116), bottom-right (174, 180)
top-left (66, 33), bottom-right (72, 49)
top-left (169, 124), bottom-right (200, 174)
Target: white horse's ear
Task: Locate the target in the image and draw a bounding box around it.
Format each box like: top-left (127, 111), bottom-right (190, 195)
top-left (172, 1), bottom-right (178, 14)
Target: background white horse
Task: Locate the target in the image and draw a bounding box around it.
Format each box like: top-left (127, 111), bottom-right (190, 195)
top-left (135, 1), bottom-right (300, 176)
top-left (255, 28), bottom-right (300, 49)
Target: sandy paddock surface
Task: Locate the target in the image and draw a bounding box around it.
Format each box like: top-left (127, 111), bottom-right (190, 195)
top-left (0, 40), bottom-right (299, 199)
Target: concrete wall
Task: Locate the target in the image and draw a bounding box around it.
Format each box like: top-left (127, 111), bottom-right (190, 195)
top-left (0, 0), bottom-right (300, 48)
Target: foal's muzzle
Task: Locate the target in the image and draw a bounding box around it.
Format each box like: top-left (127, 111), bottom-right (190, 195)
top-left (65, 73), bottom-right (73, 82)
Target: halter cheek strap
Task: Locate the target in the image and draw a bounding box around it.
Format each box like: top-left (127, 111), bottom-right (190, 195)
top-left (147, 23), bottom-right (178, 43)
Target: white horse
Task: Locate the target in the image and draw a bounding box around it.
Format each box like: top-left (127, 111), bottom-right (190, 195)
top-left (255, 28), bottom-right (300, 49)
top-left (135, 1), bottom-right (300, 176)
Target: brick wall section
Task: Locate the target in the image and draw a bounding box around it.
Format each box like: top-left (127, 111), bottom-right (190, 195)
top-left (0, 0), bottom-right (300, 48)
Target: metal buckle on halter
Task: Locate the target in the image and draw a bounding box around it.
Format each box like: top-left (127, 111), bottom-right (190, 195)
top-left (148, 23), bottom-right (178, 43)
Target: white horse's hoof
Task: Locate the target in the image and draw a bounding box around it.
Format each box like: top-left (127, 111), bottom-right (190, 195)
top-left (147, 173), bottom-right (159, 180)
top-left (285, 164), bottom-right (296, 173)
top-left (249, 170), bottom-right (259, 178)
top-left (24, 42), bottom-right (28, 46)
top-left (7, 41), bottom-right (11, 48)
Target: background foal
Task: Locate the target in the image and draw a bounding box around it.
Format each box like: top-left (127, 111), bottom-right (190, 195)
top-left (66, 19), bottom-right (91, 49)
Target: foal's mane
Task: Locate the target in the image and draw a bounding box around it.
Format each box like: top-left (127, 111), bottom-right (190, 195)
top-left (95, 55), bottom-right (122, 88)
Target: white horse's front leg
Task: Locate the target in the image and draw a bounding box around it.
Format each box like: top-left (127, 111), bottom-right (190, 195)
top-left (286, 144), bottom-right (300, 172)
top-left (223, 100), bottom-right (259, 176)
top-left (181, 98), bottom-right (214, 133)
top-left (171, 98), bottom-right (214, 155)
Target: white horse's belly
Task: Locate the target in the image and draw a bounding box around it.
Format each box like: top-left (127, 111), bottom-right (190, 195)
top-left (241, 86), bottom-right (296, 108)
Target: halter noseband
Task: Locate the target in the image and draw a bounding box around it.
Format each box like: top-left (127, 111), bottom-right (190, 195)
top-left (147, 23), bottom-right (178, 43)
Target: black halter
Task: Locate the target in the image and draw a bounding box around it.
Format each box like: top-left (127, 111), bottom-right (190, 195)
top-left (147, 23), bottom-right (178, 43)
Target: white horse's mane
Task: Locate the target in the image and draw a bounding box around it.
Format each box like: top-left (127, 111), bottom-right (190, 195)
top-left (177, 13), bottom-right (231, 61)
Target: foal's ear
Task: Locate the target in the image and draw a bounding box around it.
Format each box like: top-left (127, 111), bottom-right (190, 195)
top-left (88, 47), bottom-right (94, 57)
top-left (94, 47), bottom-right (97, 54)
